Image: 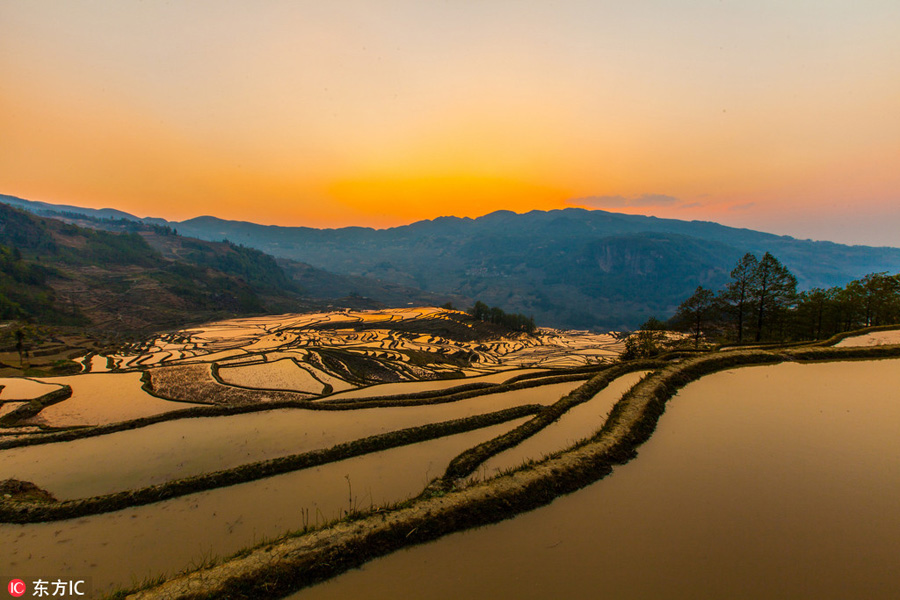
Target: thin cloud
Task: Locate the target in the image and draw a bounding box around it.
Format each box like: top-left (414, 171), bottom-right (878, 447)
top-left (569, 194), bottom-right (682, 209)
top-left (728, 202), bottom-right (757, 211)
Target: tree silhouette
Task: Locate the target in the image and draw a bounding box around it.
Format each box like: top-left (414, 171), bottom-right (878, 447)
top-left (671, 253), bottom-right (898, 344)
top-left (859, 272), bottom-right (900, 327)
top-left (622, 317), bottom-right (669, 359)
top-left (15, 329), bottom-right (25, 367)
top-left (469, 301), bottom-right (490, 321)
top-left (794, 287), bottom-right (829, 340)
top-left (748, 252), bottom-right (797, 342)
top-left (723, 253), bottom-right (758, 343)
top-left (467, 301), bottom-right (535, 332)
top-left (674, 286), bottom-right (717, 348)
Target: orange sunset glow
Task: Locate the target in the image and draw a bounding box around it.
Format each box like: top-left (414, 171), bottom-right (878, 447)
top-left (2, 1), bottom-right (899, 244)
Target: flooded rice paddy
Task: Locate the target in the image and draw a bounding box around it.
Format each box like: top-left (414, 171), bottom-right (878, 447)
top-left (5, 308), bottom-right (898, 599)
top-left (321, 368), bottom-right (550, 401)
top-left (0, 402), bottom-right (27, 419)
top-left (90, 308), bottom-right (623, 386)
top-left (835, 328), bottom-right (900, 347)
top-left (0, 309), bottom-right (619, 442)
top-left (20, 373), bottom-right (203, 427)
top-left (0, 309), bottom-right (625, 596)
top-left (294, 358), bottom-right (900, 600)
top-left (1, 308), bottom-right (765, 598)
top-left (0, 418), bottom-right (529, 594)
top-left (1, 381), bottom-right (582, 499)
top-left (217, 358), bottom-right (327, 393)
top-left (467, 370), bottom-right (651, 483)
top-left (0, 377), bottom-right (62, 400)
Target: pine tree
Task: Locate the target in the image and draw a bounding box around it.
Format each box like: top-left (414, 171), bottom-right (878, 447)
top-left (750, 252), bottom-right (797, 342)
top-left (723, 253), bottom-right (758, 343)
top-left (674, 286), bottom-right (717, 348)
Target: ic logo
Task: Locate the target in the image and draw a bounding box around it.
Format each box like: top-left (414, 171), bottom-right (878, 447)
top-left (7, 579), bottom-right (26, 597)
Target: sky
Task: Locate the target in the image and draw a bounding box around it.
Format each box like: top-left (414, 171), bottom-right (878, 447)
top-left (1, 1), bottom-right (898, 245)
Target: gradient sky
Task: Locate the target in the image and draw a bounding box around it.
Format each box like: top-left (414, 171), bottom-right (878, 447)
top-left (2, 1), bottom-right (898, 245)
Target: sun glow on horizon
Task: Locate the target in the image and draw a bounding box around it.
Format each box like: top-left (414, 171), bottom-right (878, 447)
top-left (1, 1), bottom-right (899, 243)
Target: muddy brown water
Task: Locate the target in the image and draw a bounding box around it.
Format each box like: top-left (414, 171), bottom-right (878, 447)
top-left (0, 381), bottom-right (580, 500)
top-left (0, 418), bottom-right (529, 595)
top-left (291, 358), bottom-right (900, 600)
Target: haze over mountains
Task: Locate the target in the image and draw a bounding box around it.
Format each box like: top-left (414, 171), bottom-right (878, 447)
top-left (3, 194), bottom-right (900, 330)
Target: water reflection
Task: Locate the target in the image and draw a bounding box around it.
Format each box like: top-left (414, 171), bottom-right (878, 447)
top-left (293, 359), bottom-right (900, 600)
top-left (0, 418), bottom-right (528, 594)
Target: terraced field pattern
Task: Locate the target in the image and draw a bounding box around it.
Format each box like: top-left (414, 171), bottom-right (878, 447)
top-left (1, 308), bottom-right (897, 599)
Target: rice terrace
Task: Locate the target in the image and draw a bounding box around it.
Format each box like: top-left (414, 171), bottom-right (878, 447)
top-left (2, 303), bottom-right (899, 599)
top-left (4, 2), bottom-right (900, 598)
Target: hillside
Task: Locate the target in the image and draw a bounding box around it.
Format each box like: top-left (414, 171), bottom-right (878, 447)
top-left (5, 194), bottom-right (900, 329)
top-left (0, 195), bottom-right (462, 314)
top-left (0, 203), bottom-right (315, 332)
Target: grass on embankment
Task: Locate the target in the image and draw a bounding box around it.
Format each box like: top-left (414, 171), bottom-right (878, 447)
top-left (0, 405), bottom-right (540, 524)
top-left (0, 364), bottom-right (598, 451)
top-left (121, 344), bottom-right (900, 600)
top-left (0, 385), bottom-right (72, 427)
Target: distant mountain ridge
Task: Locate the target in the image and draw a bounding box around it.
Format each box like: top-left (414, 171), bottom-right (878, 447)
top-left (0, 194), bottom-right (461, 318)
top-left (4, 193), bottom-right (900, 329)
top-left (0, 194), bottom-right (168, 226)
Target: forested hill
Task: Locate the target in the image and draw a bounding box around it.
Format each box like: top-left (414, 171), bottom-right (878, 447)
top-left (168, 209), bottom-right (900, 330)
top-left (0, 202), bottom-right (313, 331)
top-left (5, 194), bottom-right (900, 330)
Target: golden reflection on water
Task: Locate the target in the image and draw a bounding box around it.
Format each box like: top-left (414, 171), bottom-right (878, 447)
top-left (292, 359), bottom-right (900, 600)
top-left (0, 418), bottom-right (529, 593)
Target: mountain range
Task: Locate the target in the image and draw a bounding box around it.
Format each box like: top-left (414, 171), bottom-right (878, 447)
top-left (3, 193), bottom-right (899, 330)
